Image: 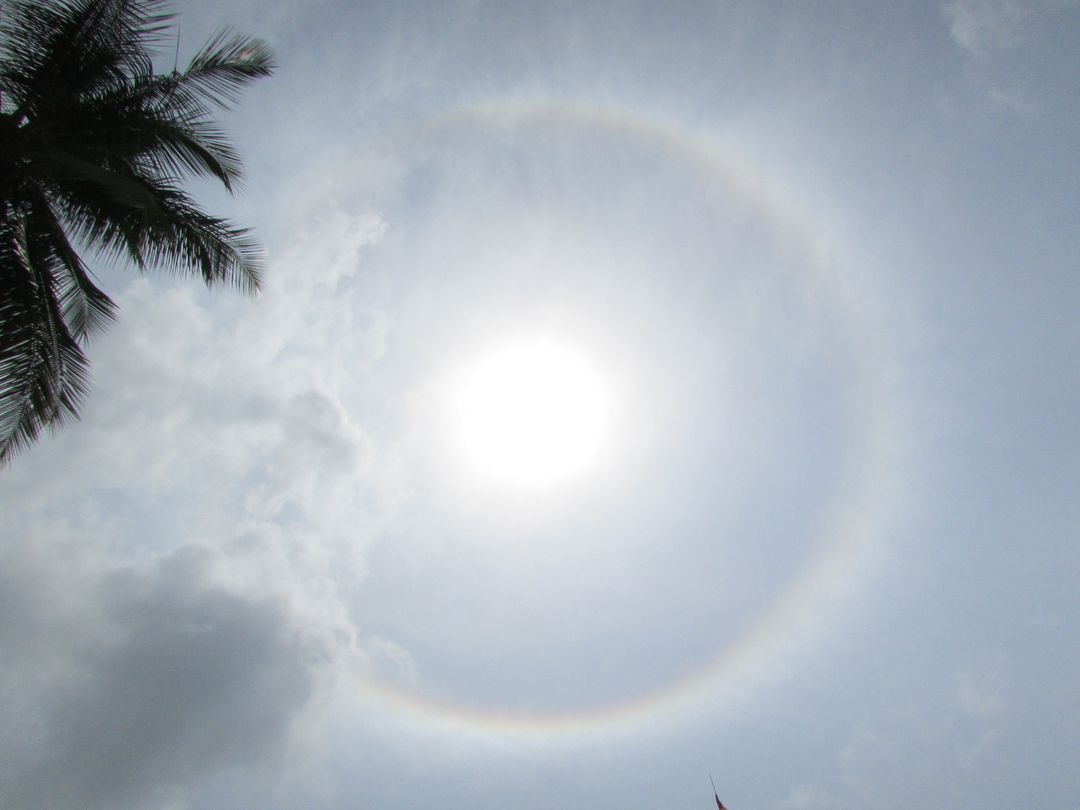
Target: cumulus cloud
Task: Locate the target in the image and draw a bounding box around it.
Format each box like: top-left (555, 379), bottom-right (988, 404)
top-left (0, 542), bottom-right (343, 810)
top-left (0, 209), bottom-right (392, 808)
top-left (9, 209), bottom-right (392, 542)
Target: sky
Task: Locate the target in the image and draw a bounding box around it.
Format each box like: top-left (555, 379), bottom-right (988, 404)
top-left (2, 1), bottom-right (1080, 808)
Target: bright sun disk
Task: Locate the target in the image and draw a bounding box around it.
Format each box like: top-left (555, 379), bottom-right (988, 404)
top-left (455, 338), bottom-right (608, 489)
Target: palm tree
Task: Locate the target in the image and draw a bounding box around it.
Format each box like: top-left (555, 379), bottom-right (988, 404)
top-left (0, 0), bottom-right (273, 464)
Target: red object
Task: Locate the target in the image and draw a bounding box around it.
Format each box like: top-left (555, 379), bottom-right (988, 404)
top-left (714, 791), bottom-right (728, 810)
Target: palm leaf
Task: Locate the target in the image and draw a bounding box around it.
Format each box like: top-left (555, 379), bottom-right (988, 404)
top-left (49, 90), bottom-right (247, 189)
top-left (0, 0), bottom-right (272, 465)
top-left (177, 30), bottom-right (275, 110)
top-left (1, 0), bottom-right (173, 119)
top-left (0, 214), bottom-right (90, 464)
top-left (50, 170), bottom-right (263, 293)
top-left (25, 191), bottom-right (117, 340)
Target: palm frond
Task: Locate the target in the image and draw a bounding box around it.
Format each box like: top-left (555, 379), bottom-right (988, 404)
top-left (178, 30), bottom-right (275, 111)
top-left (52, 171), bottom-right (263, 293)
top-left (25, 191), bottom-right (117, 340)
top-left (0, 214), bottom-right (90, 465)
top-left (54, 94), bottom-right (247, 189)
top-left (1, 0), bottom-right (173, 119)
top-left (137, 190), bottom-right (264, 293)
top-left (0, 0), bottom-right (272, 465)
top-left (29, 146), bottom-right (167, 212)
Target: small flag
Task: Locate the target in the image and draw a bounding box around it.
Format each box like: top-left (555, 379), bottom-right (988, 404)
top-left (710, 774), bottom-right (728, 810)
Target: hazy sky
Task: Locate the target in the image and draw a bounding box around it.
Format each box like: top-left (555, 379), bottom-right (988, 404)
top-left (3, 1), bottom-right (1079, 808)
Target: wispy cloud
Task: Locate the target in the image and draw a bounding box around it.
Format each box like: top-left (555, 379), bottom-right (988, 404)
top-left (944, 0), bottom-right (1034, 54)
top-left (956, 660), bottom-right (1007, 720)
top-left (779, 784), bottom-right (850, 810)
top-left (943, 0), bottom-right (1077, 55)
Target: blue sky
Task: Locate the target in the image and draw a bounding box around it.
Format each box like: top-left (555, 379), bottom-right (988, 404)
top-left (2, 1), bottom-right (1080, 808)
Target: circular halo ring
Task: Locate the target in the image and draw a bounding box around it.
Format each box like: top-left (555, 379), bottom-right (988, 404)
top-left (352, 98), bottom-right (903, 742)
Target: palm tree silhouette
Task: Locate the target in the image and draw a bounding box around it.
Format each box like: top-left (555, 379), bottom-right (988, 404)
top-left (0, 0), bottom-right (273, 463)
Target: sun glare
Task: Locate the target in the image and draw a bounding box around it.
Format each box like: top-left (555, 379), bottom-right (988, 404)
top-left (454, 338), bottom-right (609, 490)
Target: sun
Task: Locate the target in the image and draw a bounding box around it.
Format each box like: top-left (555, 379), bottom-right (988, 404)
top-left (453, 337), bottom-right (609, 490)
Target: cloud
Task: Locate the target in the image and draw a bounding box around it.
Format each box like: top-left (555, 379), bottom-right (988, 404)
top-left (942, 0), bottom-right (1077, 55)
top-left (0, 209), bottom-right (392, 808)
top-left (779, 784), bottom-right (850, 810)
top-left (953, 657), bottom-right (1007, 768)
top-left (365, 635), bottom-right (420, 685)
top-left (956, 660), bottom-right (1006, 720)
top-left (836, 728), bottom-right (899, 809)
top-left (944, 0), bottom-right (1033, 53)
top-left (780, 661), bottom-right (1015, 810)
top-left (0, 541), bottom-right (350, 810)
top-left (6, 208), bottom-right (392, 541)
top-left (935, 0), bottom-right (1079, 116)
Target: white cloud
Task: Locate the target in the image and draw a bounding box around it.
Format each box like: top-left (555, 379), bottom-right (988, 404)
top-left (779, 784), bottom-right (850, 810)
top-left (934, 0), bottom-right (1076, 116)
top-left (837, 728), bottom-right (898, 809)
top-left (956, 660), bottom-right (1007, 720)
top-left (944, 0), bottom-right (1034, 54)
top-left (943, 0), bottom-right (1078, 55)
top-left (0, 209), bottom-right (393, 808)
top-left (364, 635), bottom-right (420, 685)
top-left (0, 540), bottom-right (350, 810)
top-left (953, 657), bottom-right (1007, 769)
